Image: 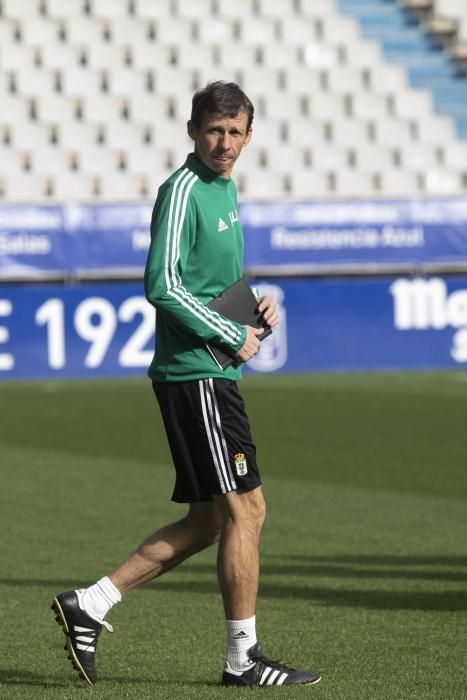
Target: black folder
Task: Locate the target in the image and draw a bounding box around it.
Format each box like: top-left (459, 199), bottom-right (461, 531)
top-left (205, 277), bottom-right (272, 370)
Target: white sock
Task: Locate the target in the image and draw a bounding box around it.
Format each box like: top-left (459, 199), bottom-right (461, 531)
top-left (225, 616), bottom-right (257, 672)
top-left (76, 576), bottom-right (122, 623)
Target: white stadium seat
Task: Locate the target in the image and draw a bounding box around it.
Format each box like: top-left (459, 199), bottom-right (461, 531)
top-left (433, 0), bottom-right (466, 24)
top-left (265, 144), bottom-right (308, 171)
top-left (153, 67), bottom-right (194, 98)
top-left (14, 66), bottom-right (56, 97)
top-left (60, 67), bottom-right (103, 97)
top-left (334, 169), bottom-right (376, 197)
top-left (96, 172), bottom-right (144, 201)
top-left (442, 142), bottom-right (467, 171)
top-left (378, 169), bottom-right (421, 196)
top-left (280, 17), bottom-right (318, 46)
top-left (397, 144), bottom-right (439, 171)
top-left (31, 146), bottom-right (77, 176)
top-left (288, 170), bottom-right (331, 198)
top-left (424, 168), bottom-right (464, 195)
top-left (83, 43), bottom-right (127, 70)
top-left (174, 42), bottom-right (214, 69)
top-left (7, 121), bottom-right (54, 150)
top-left (284, 65), bottom-right (322, 94)
top-left (39, 44), bottom-right (81, 71)
top-left (344, 40), bottom-right (382, 69)
top-left (238, 17), bottom-right (277, 46)
top-left (58, 122), bottom-right (102, 149)
top-left (256, 0), bottom-right (296, 19)
top-left (130, 43), bottom-right (172, 70)
top-left (300, 0), bottom-right (338, 19)
top-left (104, 67), bottom-right (149, 97)
top-left (49, 172), bottom-right (96, 201)
top-left (45, 0), bottom-right (85, 19)
top-left (260, 45), bottom-right (300, 70)
top-left (310, 143), bottom-right (350, 170)
top-left (176, 0), bottom-right (213, 20)
top-left (373, 118), bottom-right (413, 147)
top-left (303, 44), bottom-right (339, 70)
top-left (330, 118), bottom-right (371, 148)
top-left (196, 18), bottom-right (234, 45)
top-left (215, 0), bottom-right (255, 20)
top-left (216, 44), bottom-right (258, 70)
top-left (103, 121), bottom-right (150, 149)
top-left (155, 17), bottom-right (193, 45)
top-left (2, 172), bottom-right (46, 202)
top-left (20, 18), bottom-right (61, 45)
top-left (352, 93), bottom-right (390, 121)
top-left (0, 19), bottom-right (16, 44)
top-left (309, 93), bottom-right (347, 120)
top-left (367, 63), bottom-right (408, 95)
top-left (391, 90), bottom-right (433, 120)
top-left (287, 118), bottom-right (327, 148)
top-left (195, 66), bottom-right (240, 88)
top-left (127, 93), bottom-right (172, 121)
top-left (63, 17), bottom-right (106, 45)
top-left (0, 148), bottom-right (30, 175)
top-left (321, 15), bottom-right (361, 45)
top-left (416, 115), bottom-right (457, 145)
top-left (123, 145), bottom-right (171, 176)
top-left (237, 67), bottom-right (281, 100)
top-left (262, 93), bottom-right (305, 120)
top-left (77, 147), bottom-right (122, 175)
top-left (34, 94), bottom-right (78, 123)
top-left (107, 17), bottom-right (152, 45)
top-left (237, 168), bottom-right (287, 199)
top-left (89, 0), bottom-right (129, 19)
top-left (133, 0), bottom-right (172, 19)
top-left (80, 95), bottom-right (127, 123)
top-left (353, 144), bottom-right (395, 171)
top-left (325, 66), bottom-right (366, 95)
top-left (0, 94), bottom-right (32, 123)
top-left (2, 0), bottom-right (42, 18)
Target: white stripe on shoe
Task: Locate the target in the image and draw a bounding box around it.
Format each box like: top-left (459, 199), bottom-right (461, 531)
top-left (267, 669), bottom-right (281, 685)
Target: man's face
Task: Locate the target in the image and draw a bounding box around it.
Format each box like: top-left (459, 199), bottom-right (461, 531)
top-left (188, 110), bottom-right (252, 178)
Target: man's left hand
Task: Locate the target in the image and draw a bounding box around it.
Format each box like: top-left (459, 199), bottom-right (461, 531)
top-left (257, 295), bottom-right (279, 328)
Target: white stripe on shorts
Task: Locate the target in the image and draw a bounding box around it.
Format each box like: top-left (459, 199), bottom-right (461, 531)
top-left (198, 379), bottom-right (236, 494)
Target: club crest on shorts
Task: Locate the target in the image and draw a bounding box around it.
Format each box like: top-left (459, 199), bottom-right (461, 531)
top-left (234, 453), bottom-right (248, 476)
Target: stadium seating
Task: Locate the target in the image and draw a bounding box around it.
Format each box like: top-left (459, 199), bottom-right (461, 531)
top-left (0, 0), bottom-right (465, 202)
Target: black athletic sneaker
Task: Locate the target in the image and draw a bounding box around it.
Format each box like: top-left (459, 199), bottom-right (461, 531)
top-left (221, 643), bottom-right (321, 687)
top-left (51, 590), bottom-right (113, 686)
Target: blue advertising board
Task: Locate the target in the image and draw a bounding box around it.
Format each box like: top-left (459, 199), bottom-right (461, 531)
top-left (1, 198), bottom-right (467, 279)
top-left (1, 276), bottom-right (466, 380)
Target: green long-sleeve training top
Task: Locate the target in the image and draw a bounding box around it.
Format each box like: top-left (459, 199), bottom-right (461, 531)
top-left (144, 153), bottom-right (248, 382)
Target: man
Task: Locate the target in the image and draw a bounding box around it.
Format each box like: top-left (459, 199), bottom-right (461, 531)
top-left (51, 81), bottom-right (321, 688)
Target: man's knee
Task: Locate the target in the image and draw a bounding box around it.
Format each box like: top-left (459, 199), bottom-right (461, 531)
top-left (217, 487), bottom-right (267, 532)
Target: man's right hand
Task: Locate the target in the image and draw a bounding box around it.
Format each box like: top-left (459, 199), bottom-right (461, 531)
top-left (235, 325), bottom-right (263, 362)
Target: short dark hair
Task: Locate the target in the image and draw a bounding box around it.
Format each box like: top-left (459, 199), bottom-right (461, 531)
top-left (191, 81), bottom-right (254, 130)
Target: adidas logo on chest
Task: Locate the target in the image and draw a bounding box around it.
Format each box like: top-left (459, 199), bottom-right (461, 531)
top-left (217, 218), bottom-right (229, 232)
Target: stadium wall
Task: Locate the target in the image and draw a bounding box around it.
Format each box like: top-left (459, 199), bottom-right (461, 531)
top-left (1, 199), bottom-right (467, 379)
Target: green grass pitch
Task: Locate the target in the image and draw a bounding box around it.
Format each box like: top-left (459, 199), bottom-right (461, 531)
top-left (1, 372), bottom-right (466, 699)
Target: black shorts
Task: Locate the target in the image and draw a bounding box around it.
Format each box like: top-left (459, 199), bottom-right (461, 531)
top-left (152, 378), bottom-right (262, 503)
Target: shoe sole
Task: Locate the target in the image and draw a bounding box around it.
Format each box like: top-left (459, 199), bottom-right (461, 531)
top-left (51, 597), bottom-right (94, 687)
top-left (221, 675), bottom-right (322, 687)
